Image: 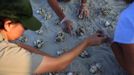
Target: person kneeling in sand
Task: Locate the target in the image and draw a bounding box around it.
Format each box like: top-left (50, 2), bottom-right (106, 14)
top-left (48, 0), bottom-right (89, 33)
top-left (0, 0), bottom-right (106, 75)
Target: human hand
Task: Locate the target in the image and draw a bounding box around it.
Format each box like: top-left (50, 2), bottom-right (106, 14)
top-left (62, 19), bottom-right (73, 34)
top-left (78, 3), bottom-right (89, 19)
top-left (85, 31), bottom-right (108, 46)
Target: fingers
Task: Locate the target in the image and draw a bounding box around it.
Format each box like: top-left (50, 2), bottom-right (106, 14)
top-left (86, 9), bottom-right (90, 17)
top-left (66, 25), bottom-right (72, 33)
top-left (63, 20), bottom-right (73, 34)
top-left (78, 9), bottom-right (84, 19)
top-left (87, 9), bottom-right (90, 16)
top-left (83, 8), bottom-right (89, 17)
top-left (96, 31), bottom-right (112, 43)
top-left (78, 9), bottom-right (89, 19)
top-left (94, 31), bottom-right (109, 43)
top-left (78, 5), bottom-right (89, 19)
top-left (95, 31), bottom-right (104, 37)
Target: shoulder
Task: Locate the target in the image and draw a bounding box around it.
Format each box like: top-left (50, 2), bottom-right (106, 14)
top-left (120, 2), bottom-right (134, 20)
top-left (0, 41), bottom-right (31, 55)
top-left (114, 3), bottom-right (134, 44)
top-left (117, 3), bottom-right (134, 28)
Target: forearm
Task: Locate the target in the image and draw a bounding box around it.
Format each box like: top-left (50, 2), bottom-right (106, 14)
top-left (35, 33), bottom-right (105, 73)
top-left (81, 0), bottom-right (87, 3)
top-left (35, 39), bottom-right (90, 73)
top-left (56, 39), bottom-right (89, 67)
top-left (48, 0), bottom-right (65, 20)
top-left (17, 43), bottom-right (53, 57)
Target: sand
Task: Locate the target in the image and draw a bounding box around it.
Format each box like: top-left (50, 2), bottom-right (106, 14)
top-left (20, 0), bottom-right (128, 75)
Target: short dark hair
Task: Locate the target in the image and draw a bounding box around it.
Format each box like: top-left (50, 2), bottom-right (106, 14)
top-left (0, 16), bottom-right (21, 29)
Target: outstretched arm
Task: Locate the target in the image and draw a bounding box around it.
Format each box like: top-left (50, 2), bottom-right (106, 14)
top-left (17, 42), bottom-right (53, 57)
top-left (35, 32), bottom-right (106, 74)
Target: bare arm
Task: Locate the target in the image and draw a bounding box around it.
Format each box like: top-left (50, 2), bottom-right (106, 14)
top-left (119, 44), bottom-right (134, 75)
top-left (111, 43), bottom-right (127, 70)
top-left (48, 0), bottom-right (73, 33)
top-left (35, 38), bottom-right (88, 73)
top-left (17, 43), bottom-right (53, 57)
top-left (35, 33), bottom-right (106, 74)
top-left (48, 0), bottom-right (65, 20)
top-left (111, 43), bottom-right (134, 75)
top-left (48, 0), bottom-right (87, 20)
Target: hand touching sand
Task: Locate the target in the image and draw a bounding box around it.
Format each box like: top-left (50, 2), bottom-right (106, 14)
top-left (78, 3), bottom-right (89, 19)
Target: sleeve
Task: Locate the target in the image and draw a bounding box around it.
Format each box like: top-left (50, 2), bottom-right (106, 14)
top-left (0, 43), bottom-right (43, 74)
top-left (31, 53), bottom-right (43, 73)
top-left (114, 13), bottom-right (134, 44)
top-left (19, 47), bottom-right (44, 73)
